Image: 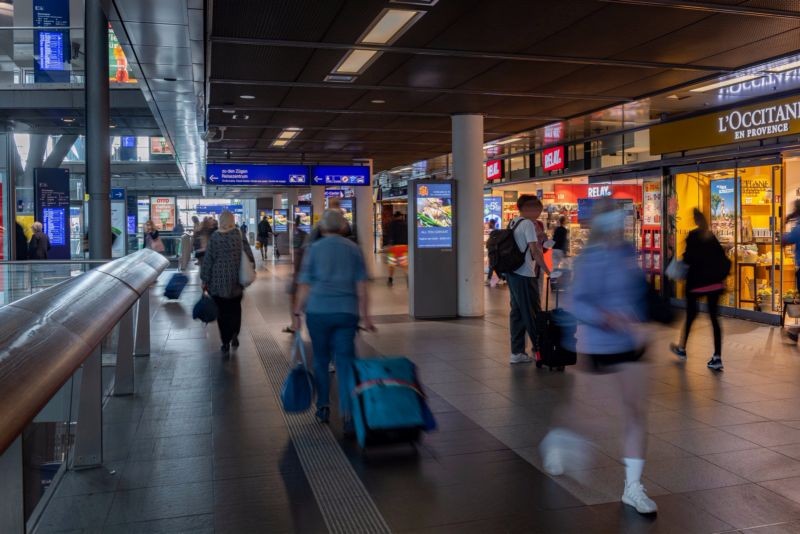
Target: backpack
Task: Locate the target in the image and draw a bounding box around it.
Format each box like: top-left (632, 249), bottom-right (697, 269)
top-left (487, 218), bottom-right (528, 274)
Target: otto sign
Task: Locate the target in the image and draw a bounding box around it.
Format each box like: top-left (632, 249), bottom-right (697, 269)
top-left (542, 146), bottom-right (565, 172)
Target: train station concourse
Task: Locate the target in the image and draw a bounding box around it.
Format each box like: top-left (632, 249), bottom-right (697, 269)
top-left (6, 1), bottom-right (800, 533)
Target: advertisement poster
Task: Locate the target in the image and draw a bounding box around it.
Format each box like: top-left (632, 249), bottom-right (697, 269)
top-left (150, 196), bottom-right (176, 231)
top-left (339, 199), bottom-right (354, 226)
top-left (35, 168), bottom-right (71, 259)
top-left (149, 137), bottom-right (173, 156)
top-left (33, 0), bottom-right (71, 83)
top-left (273, 209), bottom-right (289, 232)
top-left (294, 205), bottom-right (312, 232)
top-left (643, 181), bottom-right (662, 225)
top-left (483, 196), bottom-right (502, 234)
top-left (111, 202), bottom-right (126, 257)
top-left (711, 179), bottom-right (736, 241)
top-left (109, 26), bottom-right (135, 83)
top-left (416, 183), bottom-right (453, 249)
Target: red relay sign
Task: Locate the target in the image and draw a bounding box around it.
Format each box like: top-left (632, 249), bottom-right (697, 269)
top-left (486, 159), bottom-right (503, 181)
top-left (542, 146), bottom-right (565, 172)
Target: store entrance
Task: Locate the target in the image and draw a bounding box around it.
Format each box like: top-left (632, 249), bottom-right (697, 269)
top-left (671, 161), bottom-right (784, 316)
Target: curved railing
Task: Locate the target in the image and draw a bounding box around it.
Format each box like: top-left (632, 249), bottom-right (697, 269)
top-left (0, 249), bottom-right (169, 532)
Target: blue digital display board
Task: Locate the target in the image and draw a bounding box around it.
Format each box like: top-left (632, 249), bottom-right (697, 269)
top-left (416, 183), bottom-right (453, 249)
top-left (35, 167), bottom-right (71, 259)
top-left (294, 205), bottom-right (312, 232)
top-left (33, 0), bottom-right (70, 83)
top-left (127, 215), bottom-right (137, 235)
top-left (196, 204), bottom-right (243, 215)
top-left (273, 209), bottom-right (289, 232)
top-left (121, 136), bottom-right (136, 148)
top-left (206, 164), bottom-right (308, 186)
top-left (483, 196), bottom-right (502, 228)
top-left (311, 165), bottom-right (370, 186)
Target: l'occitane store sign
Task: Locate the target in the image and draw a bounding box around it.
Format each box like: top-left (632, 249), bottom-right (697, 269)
top-left (650, 94), bottom-right (800, 154)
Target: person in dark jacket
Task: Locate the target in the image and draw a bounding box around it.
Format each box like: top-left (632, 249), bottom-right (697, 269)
top-left (200, 210), bottom-right (256, 356)
top-left (28, 222), bottom-right (50, 259)
top-left (670, 209), bottom-right (729, 370)
top-left (15, 222), bottom-right (28, 260)
top-left (257, 215), bottom-right (272, 261)
top-left (553, 216), bottom-right (569, 253)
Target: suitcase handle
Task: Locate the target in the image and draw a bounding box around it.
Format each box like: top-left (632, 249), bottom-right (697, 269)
top-left (353, 378), bottom-right (424, 398)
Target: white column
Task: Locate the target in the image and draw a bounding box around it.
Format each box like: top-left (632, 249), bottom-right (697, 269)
top-left (286, 189), bottom-right (298, 223)
top-left (452, 114), bottom-right (485, 317)
top-left (311, 186), bottom-right (325, 225)
top-left (354, 161), bottom-right (375, 276)
top-left (272, 193), bottom-right (283, 211)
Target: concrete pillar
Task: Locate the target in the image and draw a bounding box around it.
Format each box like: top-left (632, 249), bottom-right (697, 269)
top-left (286, 189), bottom-right (298, 223)
top-left (85, 0), bottom-right (111, 259)
top-left (354, 161), bottom-right (375, 275)
top-left (272, 193), bottom-right (283, 211)
top-left (311, 186), bottom-right (325, 224)
top-left (452, 114), bottom-right (484, 317)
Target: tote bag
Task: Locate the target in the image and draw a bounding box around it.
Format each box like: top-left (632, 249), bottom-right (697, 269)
top-left (281, 333), bottom-right (315, 413)
top-left (239, 240), bottom-right (256, 287)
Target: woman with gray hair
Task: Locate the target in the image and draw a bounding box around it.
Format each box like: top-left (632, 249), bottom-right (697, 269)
top-left (539, 198), bottom-right (656, 515)
top-left (28, 221), bottom-right (50, 260)
top-left (201, 210), bottom-right (256, 356)
top-left (292, 209), bottom-right (375, 429)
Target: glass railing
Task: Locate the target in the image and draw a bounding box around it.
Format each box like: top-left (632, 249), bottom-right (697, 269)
top-left (0, 260), bottom-right (107, 306)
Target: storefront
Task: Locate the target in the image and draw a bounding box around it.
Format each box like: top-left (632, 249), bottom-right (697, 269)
top-left (651, 93), bottom-right (800, 322)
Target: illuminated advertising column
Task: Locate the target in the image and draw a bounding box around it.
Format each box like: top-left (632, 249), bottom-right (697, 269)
top-left (409, 180), bottom-right (458, 319)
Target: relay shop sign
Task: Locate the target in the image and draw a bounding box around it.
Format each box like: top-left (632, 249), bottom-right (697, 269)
top-left (542, 146), bottom-right (565, 172)
top-left (486, 160), bottom-right (503, 181)
top-left (650, 94), bottom-right (800, 154)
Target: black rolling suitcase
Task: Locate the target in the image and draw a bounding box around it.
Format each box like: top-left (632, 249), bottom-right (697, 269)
top-left (535, 276), bottom-right (577, 372)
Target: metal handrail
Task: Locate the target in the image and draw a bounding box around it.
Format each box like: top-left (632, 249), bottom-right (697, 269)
top-left (0, 249), bottom-right (169, 455)
top-left (0, 260), bottom-right (110, 265)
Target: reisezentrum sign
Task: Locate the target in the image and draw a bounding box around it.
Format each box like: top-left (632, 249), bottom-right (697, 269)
top-left (650, 94), bottom-right (800, 154)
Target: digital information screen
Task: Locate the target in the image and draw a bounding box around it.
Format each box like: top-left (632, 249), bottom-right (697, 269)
top-left (35, 167), bottom-right (71, 259)
top-left (294, 205), bottom-right (312, 232)
top-left (416, 183), bottom-right (453, 249)
top-left (273, 209), bottom-right (289, 232)
top-left (339, 198), bottom-right (354, 226)
top-left (483, 196), bottom-right (502, 228)
top-left (206, 164), bottom-right (308, 186)
top-left (311, 165), bottom-right (370, 186)
top-left (33, 0), bottom-right (70, 83)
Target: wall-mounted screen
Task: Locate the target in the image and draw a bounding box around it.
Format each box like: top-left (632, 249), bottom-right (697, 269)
top-left (273, 209), bottom-right (289, 232)
top-left (294, 205), bottom-right (312, 232)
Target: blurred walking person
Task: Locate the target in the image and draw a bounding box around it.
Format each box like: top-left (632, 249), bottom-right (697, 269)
top-left (283, 215), bottom-right (308, 334)
top-left (201, 210), bottom-right (256, 356)
top-left (292, 209), bottom-right (376, 430)
top-left (257, 215), bottom-right (272, 262)
top-left (385, 211), bottom-right (408, 286)
top-left (485, 218), bottom-right (503, 286)
top-left (506, 195), bottom-right (550, 364)
top-left (539, 198), bottom-right (657, 515)
top-left (670, 208), bottom-right (729, 370)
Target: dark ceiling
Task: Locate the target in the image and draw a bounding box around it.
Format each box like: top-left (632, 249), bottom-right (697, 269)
top-left (207, 0), bottom-right (800, 172)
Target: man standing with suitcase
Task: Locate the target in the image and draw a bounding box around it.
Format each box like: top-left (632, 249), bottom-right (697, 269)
top-left (506, 195), bottom-right (550, 364)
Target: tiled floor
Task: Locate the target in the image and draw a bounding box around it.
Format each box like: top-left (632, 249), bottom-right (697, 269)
top-left (35, 259), bottom-right (800, 533)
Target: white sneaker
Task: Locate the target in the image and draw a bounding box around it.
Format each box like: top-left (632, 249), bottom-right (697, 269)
top-left (622, 481), bottom-right (658, 514)
top-left (510, 352), bottom-right (533, 364)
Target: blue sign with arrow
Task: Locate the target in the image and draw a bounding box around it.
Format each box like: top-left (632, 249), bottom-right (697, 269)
top-left (311, 165), bottom-right (370, 186)
top-left (206, 164), bottom-right (309, 186)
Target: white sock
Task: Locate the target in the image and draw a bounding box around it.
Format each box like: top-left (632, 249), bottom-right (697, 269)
top-left (624, 457), bottom-right (645, 485)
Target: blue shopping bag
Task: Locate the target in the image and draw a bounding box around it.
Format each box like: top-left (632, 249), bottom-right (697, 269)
top-left (281, 333), bottom-right (315, 413)
top-left (192, 294), bottom-right (218, 324)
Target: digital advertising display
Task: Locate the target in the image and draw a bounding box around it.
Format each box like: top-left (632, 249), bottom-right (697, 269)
top-left (150, 196), bottom-right (176, 232)
top-left (206, 164), bottom-right (309, 186)
top-left (34, 168), bottom-right (71, 259)
top-left (311, 165), bottom-right (370, 186)
top-left (294, 205), bottom-right (312, 232)
top-left (711, 179), bottom-right (736, 240)
top-left (416, 183), bottom-right (453, 249)
top-left (273, 209), bottom-right (289, 232)
top-left (483, 196), bottom-right (502, 231)
top-left (339, 198), bottom-right (354, 226)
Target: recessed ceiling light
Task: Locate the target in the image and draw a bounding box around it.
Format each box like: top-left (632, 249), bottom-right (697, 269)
top-left (222, 109), bottom-right (236, 114)
top-left (272, 139), bottom-right (290, 148)
top-left (690, 74), bottom-right (763, 93)
top-left (239, 95), bottom-right (255, 100)
top-left (371, 99), bottom-right (386, 104)
top-left (496, 137), bottom-right (522, 145)
top-left (360, 8), bottom-right (423, 45)
top-left (324, 74), bottom-right (357, 83)
top-left (232, 114), bottom-right (249, 120)
top-left (62, 117), bottom-right (75, 123)
top-left (333, 49), bottom-right (379, 75)
top-left (768, 59), bottom-right (800, 73)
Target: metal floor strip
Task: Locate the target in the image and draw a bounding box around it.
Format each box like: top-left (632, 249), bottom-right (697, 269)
top-left (252, 332), bottom-right (392, 534)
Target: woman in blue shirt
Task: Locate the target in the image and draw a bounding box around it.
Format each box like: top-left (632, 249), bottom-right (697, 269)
top-left (293, 209), bottom-right (376, 429)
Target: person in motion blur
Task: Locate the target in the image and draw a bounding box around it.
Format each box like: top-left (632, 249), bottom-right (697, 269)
top-left (257, 215), bottom-right (272, 262)
top-left (292, 209), bottom-right (375, 430)
top-left (200, 210), bottom-right (256, 356)
top-left (15, 222), bottom-right (29, 260)
top-left (28, 221), bottom-right (50, 259)
top-left (283, 215), bottom-right (308, 334)
top-left (485, 218), bottom-right (503, 286)
top-left (385, 211), bottom-right (408, 286)
top-left (143, 220), bottom-right (163, 252)
top-left (670, 208), bottom-right (729, 371)
top-left (783, 200), bottom-right (800, 342)
top-left (539, 198), bottom-right (656, 515)
top-left (506, 195), bottom-right (550, 364)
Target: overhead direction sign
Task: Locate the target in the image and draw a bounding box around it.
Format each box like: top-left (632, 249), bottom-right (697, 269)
top-left (311, 165), bottom-right (370, 186)
top-left (206, 164), bottom-right (309, 186)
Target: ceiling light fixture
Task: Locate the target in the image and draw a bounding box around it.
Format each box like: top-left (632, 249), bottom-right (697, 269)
top-left (62, 117), bottom-right (75, 123)
top-left (333, 49), bottom-right (379, 75)
top-left (495, 137), bottom-right (522, 145)
top-left (360, 8), bottom-right (423, 45)
top-left (324, 74), bottom-right (356, 83)
top-left (769, 59), bottom-right (800, 73)
top-left (271, 139), bottom-right (290, 147)
top-left (690, 74), bottom-right (764, 93)
top-left (222, 109), bottom-right (236, 114)
top-left (232, 114), bottom-right (250, 120)
top-left (239, 94), bottom-right (255, 100)
top-left (271, 127), bottom-right (303, 148)
top-left (389, 0), bottom-right (439, 5)
top-left (371, 99), bottom-right (386, 104)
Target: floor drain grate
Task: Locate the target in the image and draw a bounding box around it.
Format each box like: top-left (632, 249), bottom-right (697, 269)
top-left (252, 332), bottom-right (392, 534)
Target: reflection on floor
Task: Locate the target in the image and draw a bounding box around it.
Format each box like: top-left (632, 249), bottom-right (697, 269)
top-left (36, 259), bottom-right (800, 533)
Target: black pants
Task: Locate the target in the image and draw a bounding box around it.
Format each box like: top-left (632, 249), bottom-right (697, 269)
top-left (213, 295), bottom-right (243, 345)
top-left (507, 273), bottom-right (542, 354)
top-left (682, 290), bottom-right (722, 356)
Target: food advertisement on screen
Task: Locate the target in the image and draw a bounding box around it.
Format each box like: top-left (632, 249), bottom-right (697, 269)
top-left (150, 196), bottom-right (176, 231)
top-left (273, 209), bottom-right (289, 232)
top-left (294, 205), bottom-right (312, 232)
top-left (416, 183), bottom-right (453, 249)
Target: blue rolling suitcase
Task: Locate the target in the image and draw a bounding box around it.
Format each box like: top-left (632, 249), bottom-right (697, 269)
top-left (164, 272), bottom-right (188, 299)
top-left (351, 357), bottom-right (436, 448)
